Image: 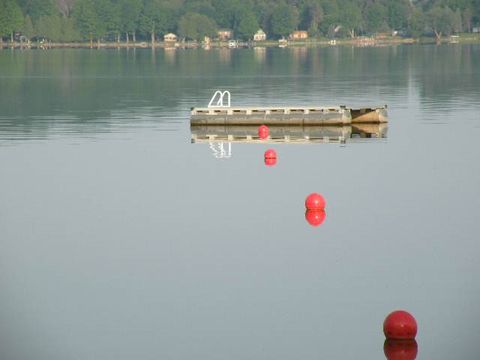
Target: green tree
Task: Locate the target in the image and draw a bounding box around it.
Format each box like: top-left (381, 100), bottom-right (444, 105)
top-left (184, 0), bottom-right (216, 18)
top-left (161, 0), bottom-right (183, 33)
top-left (211, 0), bottom-right (241, 29)
top-left (270, 4), bottom-right (299, 38)
top-left (462, 7), bottom-right (472, 32)
top-left (57, 0), bottom-right (75, 17)
top-left (18, 0), bottom-right (57, 21)
top-left (139, 0), bottom-right (169, 45)
top-left (474, 0), bottom-right (480, 23)
top-left (319, 0), bottom-right (341, 36)
top-left (22, 15), bottom-right (35, 40)
top-left (341, 1), bottom-right (363, 38)
top-left (254, 0), bottom-right (277, 34)
top-left (0, 0), bottom-right (24, 42)
top-left (119, 0), bottom-right (142, 42)
top-left (178, 12), bottom-right (217, 41)
top-left (233, 7), bottom-right (260, 40)
top-left (97, 0), bottom-right (121, 42)
top-left (61, 16), bottom-right (81, 42)
top-left (365, 3), bottom-right (388, 34)
top-left (386, 0), bottom-right (409, 30)
top-left (73, 0), bottom-right (100, 45)
top-left (408, 7), bottom-right (425, 38)
top-left (36, 15), bottom-right (62, 41)
top-left (301, 0), bottom-right (324, 36)
top-left (427, 6), bottom-right (456, 40)
top-left (453, 7), bottom-right (463, 32)
top-left (236, 11), bottom-right (259, 39)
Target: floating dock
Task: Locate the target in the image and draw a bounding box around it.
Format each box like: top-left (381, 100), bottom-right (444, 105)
top-left (191, 124), bottom-right (387, 144)
top-left (191, 106), bottom-right (388, 126)
top-left (190, 91), bottom-right (388, 126)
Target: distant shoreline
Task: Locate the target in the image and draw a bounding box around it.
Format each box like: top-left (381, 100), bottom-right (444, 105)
top-left (1, 34), bottom-right (480, 50)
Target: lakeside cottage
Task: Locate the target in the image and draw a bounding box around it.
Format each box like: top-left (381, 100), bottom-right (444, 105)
top-left (253, 29), bottom-right (266, 41)
top-left (164, 33), bottom-right (177, 42)
top-left (289, 30), bottom-right (308, 40)
top-left (217, 29), bottom-right (232, 41)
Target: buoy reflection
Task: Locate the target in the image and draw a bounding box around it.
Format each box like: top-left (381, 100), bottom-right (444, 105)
top-left (258, 124), bottom-right (269, 139)
top-left (384, 339), bottom-right (418, 360)
top-left (305, 210), bottom-right (326, 227)
top-left (264, 149), bottom-right (277, 167)
top-left (264, 157), bottom-right (277, 166)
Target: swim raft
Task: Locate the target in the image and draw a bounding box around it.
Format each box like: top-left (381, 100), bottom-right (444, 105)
top-left (190, 91), bottom-right (388, 126)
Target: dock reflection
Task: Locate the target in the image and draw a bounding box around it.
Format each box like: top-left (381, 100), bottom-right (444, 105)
top-left (191, 124), bottom-right (387, 145)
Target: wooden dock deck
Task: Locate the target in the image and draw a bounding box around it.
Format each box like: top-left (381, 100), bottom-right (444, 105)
top-left (190, 105), bottom-right (388, 126)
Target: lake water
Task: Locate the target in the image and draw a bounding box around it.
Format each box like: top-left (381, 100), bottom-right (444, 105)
top-left (0, 45), bottom-right (479, 360)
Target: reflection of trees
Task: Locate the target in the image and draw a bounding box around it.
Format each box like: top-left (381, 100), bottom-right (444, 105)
top-left (0, 45), bottom-right (477, 138)
top-left (413, 44), bottom-right (479, 105)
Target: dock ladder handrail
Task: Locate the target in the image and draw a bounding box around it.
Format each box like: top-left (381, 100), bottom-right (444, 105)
top-left (208, 90), bottom-right (231, 108)
top-left (209, 141), bottom-right (232, 159)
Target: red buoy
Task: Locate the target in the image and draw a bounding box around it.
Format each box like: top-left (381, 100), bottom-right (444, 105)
top-left (383, 311), bottom-right (417, 340)
top-left (305, 210), bottom-right (326, 227)
top-left (384, 340), bottom-right (418, 360)
top-left (305, 193), bottom-right (326, 210)
top-left (258, 125), bottom-right (269, 139)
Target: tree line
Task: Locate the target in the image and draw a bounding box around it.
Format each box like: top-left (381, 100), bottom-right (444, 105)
top-left (1, 0), bottom-right (480, 43)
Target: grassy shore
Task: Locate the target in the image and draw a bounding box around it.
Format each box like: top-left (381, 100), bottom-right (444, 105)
top-left (1, 33), bottom-right (479, 50)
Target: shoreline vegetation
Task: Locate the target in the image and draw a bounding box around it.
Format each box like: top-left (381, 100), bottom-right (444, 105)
top-left (2, 33), bottom-right (480, 50)
top-left (1, 0), bottom-right (480, 51)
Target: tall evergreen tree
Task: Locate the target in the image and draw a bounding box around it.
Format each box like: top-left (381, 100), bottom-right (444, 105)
top-left (22, 15), bottom-right (35, 40)
top-left (73, 0), bottom-right (100, 45)
top-left (18, 0), bottom-right (57, 21)
top-left (139, 0), bottom-right (169, 46)
top-left (0, 0), bottom-right (24, 42)
top-left (120, 0), bottom-right (142, 42)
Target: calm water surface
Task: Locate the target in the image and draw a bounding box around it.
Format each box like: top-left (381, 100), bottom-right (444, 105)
top-left (0, 46), bottom-right (479, 360)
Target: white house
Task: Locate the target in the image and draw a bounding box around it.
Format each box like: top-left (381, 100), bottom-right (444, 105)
top-left (164, 33), bottom-right (177, 42)
top-left (253, 29), bottom-right (267, 41)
